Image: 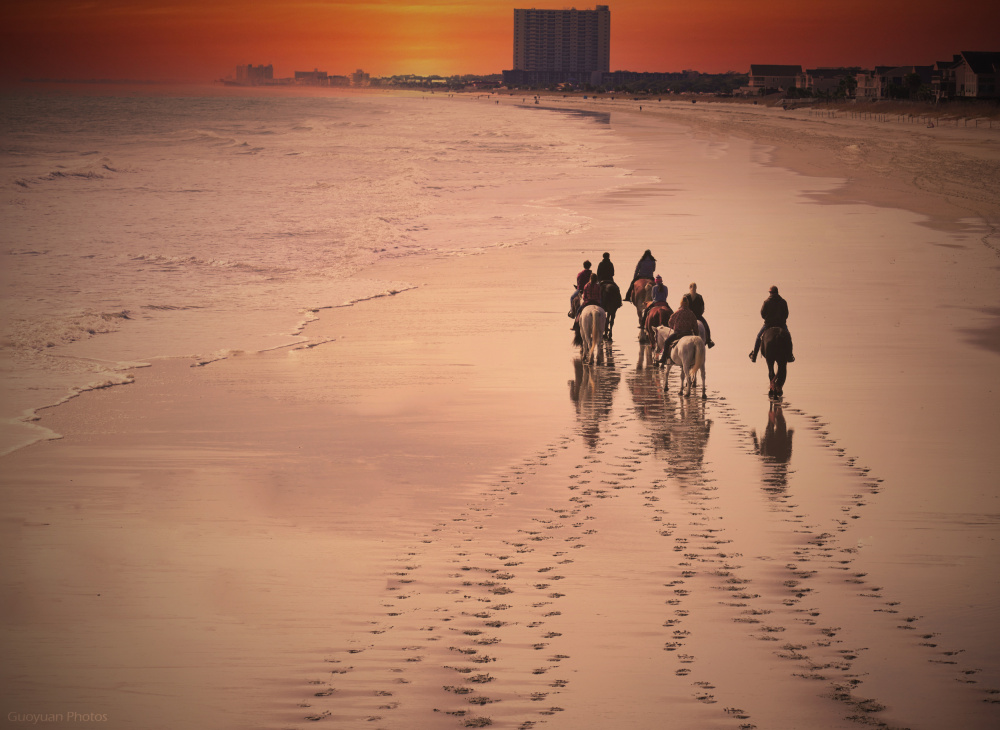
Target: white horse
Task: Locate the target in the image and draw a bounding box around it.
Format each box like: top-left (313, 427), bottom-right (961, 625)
top-left (653, 324), bottom-right (707, 398)
top-left (648, 322), bottom-right (706, 367)
top-left (576, 305), bottom-right (607, 365)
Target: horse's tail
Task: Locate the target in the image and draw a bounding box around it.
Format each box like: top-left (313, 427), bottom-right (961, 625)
top-left (572, 324), bottom-right (582, 347)
top-left (589, 311), bottom-right (603, 361)
top-left (690, 341), bottom-right (706, 382)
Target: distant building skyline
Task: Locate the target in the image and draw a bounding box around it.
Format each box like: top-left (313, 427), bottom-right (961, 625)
top-left (236, 64), bottom-right (273, 86)
top-left (5, 1), bottom-right (1000, 85)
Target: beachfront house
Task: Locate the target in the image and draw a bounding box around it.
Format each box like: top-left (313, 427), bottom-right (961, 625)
top-left (854, 65), bottom-right (932, 100)
top-left (952, 51), bottom-right (1000, 99)
top-left (882, 66), bottom-right (934, 99)
top-left (855, 67), bottom-right (889, 100)
top-left (746, 65), bottom-right (802, 94)
top-left (797, 68), bottom-right (858, 97)
top-left (932, 58), bottom-right (960, 100)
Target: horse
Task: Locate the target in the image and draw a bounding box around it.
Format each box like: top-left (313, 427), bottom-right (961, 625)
top-left (600, 280), bottom-right (623, 340)
top-left (639, 301), bottom-right (673, 345)
top-left (650, 321), bottom-right (705, 367)
top-left (631, 278), bottom-right (654, 328)
top-left (573, 304), bottom-right (607, 365)
top-left (652, 324), bottom-right (707, 398)
top-left (760, 327), bottom-right (793, 398)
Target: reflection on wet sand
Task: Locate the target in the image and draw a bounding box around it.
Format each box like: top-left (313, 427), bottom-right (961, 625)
top-left (627, 366), bottom-right (712, 484)
top-left (568, 343), bottom-right (620, 449)
top-left (751, 402), bottom-right (794, 494)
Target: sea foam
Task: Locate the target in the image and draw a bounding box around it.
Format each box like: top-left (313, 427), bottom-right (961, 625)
top-left (1, 90), bottom-right (631, 452)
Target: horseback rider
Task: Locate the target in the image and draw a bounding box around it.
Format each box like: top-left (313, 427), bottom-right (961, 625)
top-left (596, 252), bottom-right (615, 282)
top-left (576, 260), bottom-right (593, 292)
top-left (642, 274), bottom-right (668, 323)
top-left (571, 271), bottom-right (603, 335)
top-left (580, 271), bottom-right (603, 308)
top-left (651, 275), bottom-right (668, 304)
top-left (749, 285), bottom-right (794, 363)
top-left (624, 250), bottom-right (656, 302)
top-left (568, 259), bottom-right (593, 321)
top-left (688, 282), bottom-right (715, 349)
top-left (659, 294), bottom-right (699, 365)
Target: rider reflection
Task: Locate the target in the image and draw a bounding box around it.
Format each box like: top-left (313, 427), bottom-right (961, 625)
top-left (751, 402), bottom-right (795, 493)
top-left (568, 347), bottom-right (620, 449)
top-left (627, 368), bottom-right (712, 484)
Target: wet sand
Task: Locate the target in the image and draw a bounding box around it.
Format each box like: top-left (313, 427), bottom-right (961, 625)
top-left (2, 98), bottom-right (999, 730)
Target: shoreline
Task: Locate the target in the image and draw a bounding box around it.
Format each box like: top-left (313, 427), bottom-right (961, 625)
top-left (5, 89), bottom-right (997, 459)
top-left (2, 95), bottom-right (999, 729)
top-left (512, 92), bottom-right (1000, 230)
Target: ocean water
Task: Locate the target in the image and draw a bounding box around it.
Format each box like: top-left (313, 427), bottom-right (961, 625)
top-left (1, 89), bottom-right (627, 452)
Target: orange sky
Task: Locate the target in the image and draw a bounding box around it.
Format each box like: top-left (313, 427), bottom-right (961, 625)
top-left (3, 1), bottom-right (998, 83)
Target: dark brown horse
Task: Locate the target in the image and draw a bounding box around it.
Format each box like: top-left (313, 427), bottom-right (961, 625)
top-left (600, 280), bottom-right (623, 340)
top-left (640, 301), bottom-right (673, 345)
top-left (760, 327), bottom-right (793, 398)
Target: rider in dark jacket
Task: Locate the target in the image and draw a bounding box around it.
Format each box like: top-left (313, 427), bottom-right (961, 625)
top-left (624, 250), bottom-right (656, 302)
top-left (688, 282), bottom-right (714, 348)
top-left (750, 285), bottom-right (794, 362)
top-left (596, 252), bottom-right (615, 282)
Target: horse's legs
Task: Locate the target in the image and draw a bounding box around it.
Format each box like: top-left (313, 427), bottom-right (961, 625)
top-left (700, 361), bottom-right (707, 400)
top-left (776, 361), bottom-right (787, 396)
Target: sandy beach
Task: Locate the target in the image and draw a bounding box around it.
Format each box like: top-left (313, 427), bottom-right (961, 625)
top-left (2, 93), bottom-right (999, 730)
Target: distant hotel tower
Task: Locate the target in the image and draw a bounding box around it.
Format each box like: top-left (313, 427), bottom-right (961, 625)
top-left (504, 5), bottom-right (611, 86)
top-left (236, 64), bottom-right (273, 85)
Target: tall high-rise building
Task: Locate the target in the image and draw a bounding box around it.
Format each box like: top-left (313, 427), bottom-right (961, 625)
top-left (506, 5), bottom-right (610, 85)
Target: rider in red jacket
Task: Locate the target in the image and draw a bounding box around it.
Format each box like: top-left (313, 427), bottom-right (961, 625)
top-left (659, 295), bottom-right (699, 365)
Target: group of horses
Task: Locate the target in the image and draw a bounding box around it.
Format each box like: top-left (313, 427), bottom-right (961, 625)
top-left (573, 277), bottom-right (793, 400)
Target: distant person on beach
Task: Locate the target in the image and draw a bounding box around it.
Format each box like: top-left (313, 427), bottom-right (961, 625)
top-left (577, 260), bottom-right (593, 291)
top-left (642, 274), bottom-right (669, 322)
top-left (651, 275), bottom-right (668, 304)
top-left (749, 285), bottom-right (794, 363)
top-left (688, 282), bottom-right (715, 348)
top-left (568, 260), bottom-right (593, 319)
top-left (659, 294), bottom-right (699, 365)
top-left (580, 272), bottom-right (602, 308)
top-left (625, 250), bottom-right (656, 302)
top-left (572, 272), bottom-right (603, 334)
top-left (596, 252), bottom-right (615, 282)
top-left (642, 274), bottom-right (668, 322)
